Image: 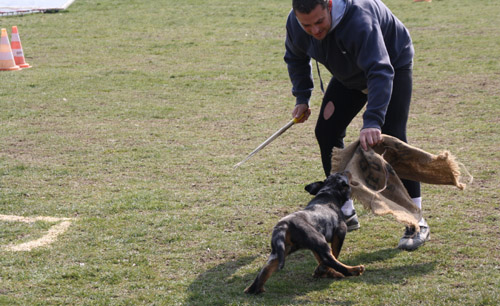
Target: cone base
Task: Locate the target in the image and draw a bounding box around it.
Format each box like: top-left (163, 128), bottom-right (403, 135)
top-left (0, 66), bottom-right (21, 71)
top-left (18, 63), bottom-right (31, 68)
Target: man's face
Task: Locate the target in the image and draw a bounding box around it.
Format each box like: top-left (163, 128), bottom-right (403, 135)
top-left (295, 4), bottom-right (332, 40)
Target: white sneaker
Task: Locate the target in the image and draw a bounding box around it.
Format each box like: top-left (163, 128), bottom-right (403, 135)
top-left (397, 225), bottom-right (430, 251)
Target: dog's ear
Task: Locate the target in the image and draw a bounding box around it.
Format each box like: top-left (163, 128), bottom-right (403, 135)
top-left (305, 181), bottom-right (325, 195)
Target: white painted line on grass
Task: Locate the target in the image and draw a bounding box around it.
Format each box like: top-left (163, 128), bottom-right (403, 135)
top-left (0, 214), bottom-right (75, 252)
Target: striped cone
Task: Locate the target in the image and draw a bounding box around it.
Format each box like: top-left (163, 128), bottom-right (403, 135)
top-left (11, 26), bottom-right (31, 68)
top-left (0, 28), bottom-right (21, 71)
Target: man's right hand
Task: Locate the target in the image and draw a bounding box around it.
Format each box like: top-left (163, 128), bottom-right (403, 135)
top-left (292, 104), bottom-right (311, 123)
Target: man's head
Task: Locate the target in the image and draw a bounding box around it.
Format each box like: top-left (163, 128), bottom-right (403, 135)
top-left (293, 0), bottom-right (332, 40)
top-left (293, 0), bottom-right (329, 14)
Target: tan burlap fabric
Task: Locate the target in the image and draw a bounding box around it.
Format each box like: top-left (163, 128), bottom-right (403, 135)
top-left (331, 135), bottom-right (467, 230)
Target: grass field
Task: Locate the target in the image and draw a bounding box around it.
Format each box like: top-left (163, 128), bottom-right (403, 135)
top-left (1, 0), bottom-right (499, 305)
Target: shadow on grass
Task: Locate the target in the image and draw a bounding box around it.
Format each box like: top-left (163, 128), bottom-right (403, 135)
top-left (185, 255), bottom-right (258, 305)
top-left (349, 247), bottom-right (402, 263)
top-left (185, 248), bottom-right (436, 305)
top-left (346, 248), bottom-right (437, 285)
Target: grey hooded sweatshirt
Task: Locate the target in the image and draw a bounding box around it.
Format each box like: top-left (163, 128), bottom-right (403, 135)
top-left (285, 0), bottom-right (414, 130)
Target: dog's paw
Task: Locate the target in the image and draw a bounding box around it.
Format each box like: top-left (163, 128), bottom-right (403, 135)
top-left (244, 286), bottom-right (265, 295)
top-left (313, 265), bottom-right (345, 279)
top-left (351, 265), bottom-right (365, 276)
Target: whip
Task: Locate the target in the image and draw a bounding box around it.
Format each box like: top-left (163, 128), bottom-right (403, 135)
top-left (234, 114), bottom-right (304, 169)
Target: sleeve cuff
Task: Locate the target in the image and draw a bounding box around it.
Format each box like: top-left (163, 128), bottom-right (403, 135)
top-left (295, 95), bottom-right (310, 106)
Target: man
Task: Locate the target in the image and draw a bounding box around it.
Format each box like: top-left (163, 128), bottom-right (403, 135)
top-left (285, 0), bottom-right (429, 250)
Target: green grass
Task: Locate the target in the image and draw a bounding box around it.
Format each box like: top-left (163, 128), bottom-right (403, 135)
top-left (1, 0), bottom-right (499, 305)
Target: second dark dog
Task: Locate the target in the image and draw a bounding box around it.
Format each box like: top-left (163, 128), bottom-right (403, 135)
top-left (245, 172), bottom-right (364, 294)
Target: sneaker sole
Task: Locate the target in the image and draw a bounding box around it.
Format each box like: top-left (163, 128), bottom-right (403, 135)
top-left (347, 224), bottom-right (360, 232)
top-left (397, 234), bottom-right (430, 251)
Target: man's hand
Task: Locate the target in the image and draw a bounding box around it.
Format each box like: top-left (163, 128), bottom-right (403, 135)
top-left (292, 104), bottom-right (311, 123)
top-left (360, 128), bottom-right (382, 151)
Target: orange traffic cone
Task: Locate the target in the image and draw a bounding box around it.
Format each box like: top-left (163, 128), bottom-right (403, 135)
top-left (0, 28), bottom-right (21, 71)
top-left (11, 26), bottom-right (31, 68)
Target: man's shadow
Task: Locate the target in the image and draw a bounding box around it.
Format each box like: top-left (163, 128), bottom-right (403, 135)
top-left (185, 248), bottom-right (436, 305)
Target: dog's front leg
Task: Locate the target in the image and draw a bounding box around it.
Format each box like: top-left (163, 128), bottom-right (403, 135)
top-left (331, 224), bottom-right (347, 259)
top-left (313, 260), bottom-right (345, 278)
top-left (244, 255), bottom-right (280, 294)
top-left (312, 242), bottom-right (365, 277)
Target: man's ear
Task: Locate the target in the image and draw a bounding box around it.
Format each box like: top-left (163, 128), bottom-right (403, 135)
top-left (305, 181), bottom-right (325, 195)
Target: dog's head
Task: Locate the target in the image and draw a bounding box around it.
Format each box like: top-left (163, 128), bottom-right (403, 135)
top-left (305, 172), bottom-right (352, 204)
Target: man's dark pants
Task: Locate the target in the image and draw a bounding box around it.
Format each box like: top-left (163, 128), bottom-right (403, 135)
top-left (315, 65), bottom-right (420, 198)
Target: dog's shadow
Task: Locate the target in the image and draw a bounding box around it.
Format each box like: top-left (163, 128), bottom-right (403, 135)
top-left (185, 248), bottom-right (436, 305)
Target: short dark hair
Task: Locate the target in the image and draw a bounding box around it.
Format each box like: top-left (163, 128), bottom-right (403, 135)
top-left (292, 0), bottom-right (328, 14)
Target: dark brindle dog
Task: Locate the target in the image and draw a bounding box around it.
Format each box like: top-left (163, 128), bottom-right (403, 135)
top-left (244, 172), bottom-right (364, 294)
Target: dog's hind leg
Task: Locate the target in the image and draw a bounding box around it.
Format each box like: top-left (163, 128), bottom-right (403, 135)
top-left (245, 223), bottom-right (294, 294)
top-left (244, 254), bottom-right (280, 294)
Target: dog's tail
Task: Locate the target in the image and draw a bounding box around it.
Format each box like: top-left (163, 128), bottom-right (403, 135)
top-left (271, 222), bottom-right (288, 270)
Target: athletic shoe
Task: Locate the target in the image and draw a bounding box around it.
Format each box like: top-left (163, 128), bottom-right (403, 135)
top-left (345, 211), bottom-right (360, 232)
top-left (397, 225), bottom-right (430, 251)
